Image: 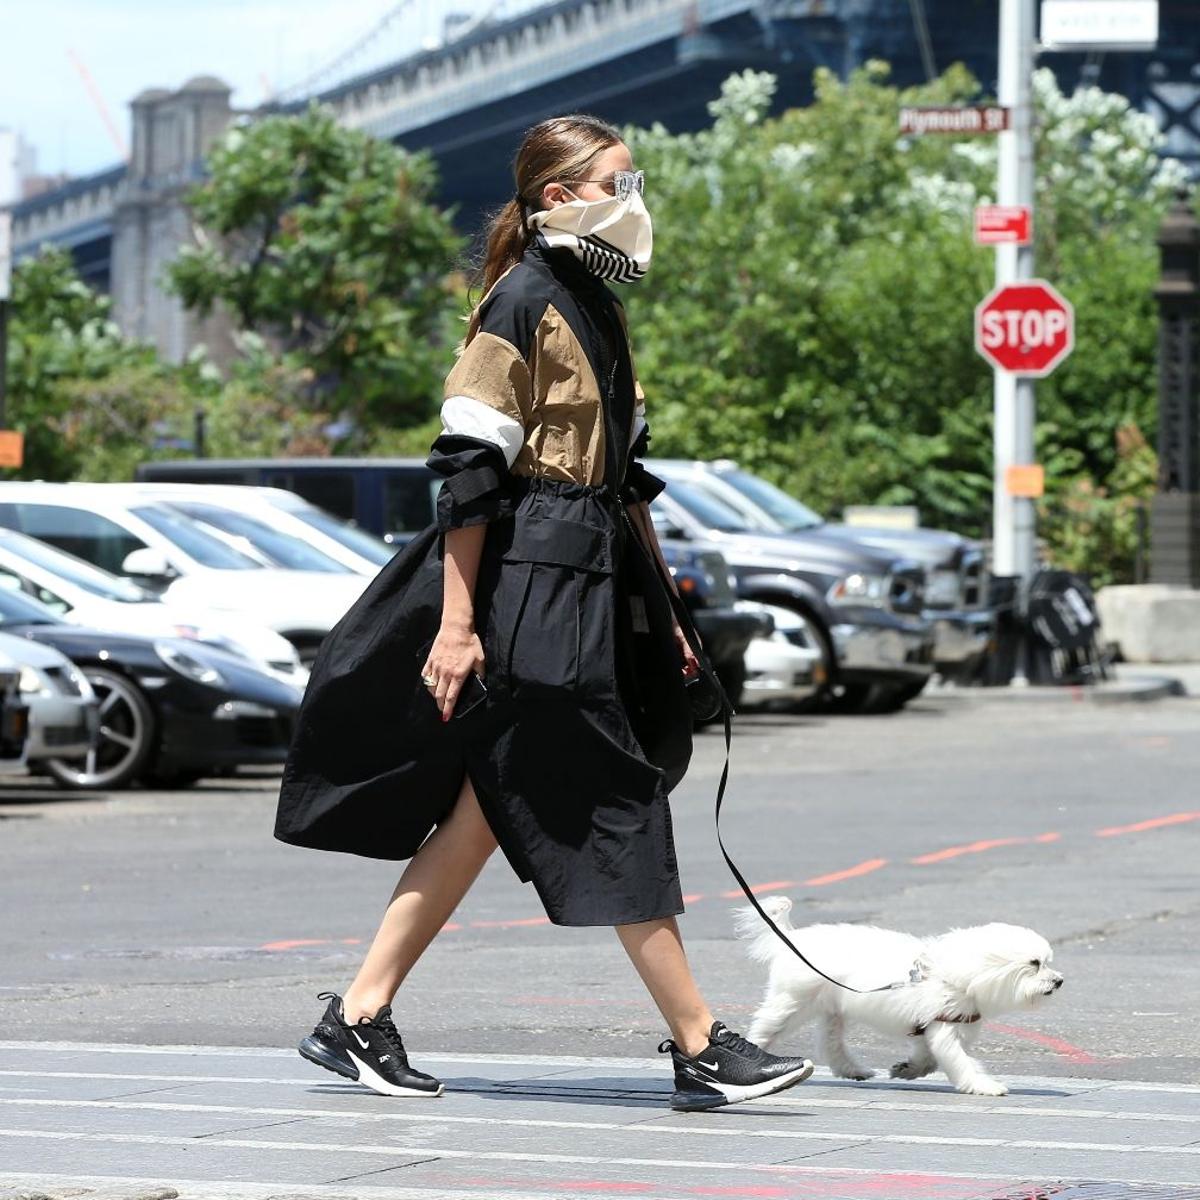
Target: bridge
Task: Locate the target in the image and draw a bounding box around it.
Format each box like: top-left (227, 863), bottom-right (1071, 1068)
top-left (5, 0), bottom-right (1198, 359)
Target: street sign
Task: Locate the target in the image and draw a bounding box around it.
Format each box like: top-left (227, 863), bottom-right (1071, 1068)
top-left (1040, 0), bottom-right (1158, 50)
top-left (1005, 464), bottom-right (1045, 498)
top-left (0, 431), bottom-right (23, 469)
top-left (975, 280), bottom-right (1075, 377)
top-left (0, 213), bottom-right (11, 302)
top-left (898, 106), bottom-right (1010, 136)
top-left (975, 204), bottom-right (1033, 246)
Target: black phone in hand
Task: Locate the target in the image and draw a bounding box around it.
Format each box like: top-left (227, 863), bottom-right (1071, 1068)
top-left (416, 638), bottom-right (488, 719)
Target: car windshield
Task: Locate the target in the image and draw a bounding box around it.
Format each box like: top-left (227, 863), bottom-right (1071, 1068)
top-left (718, 469), bottom-right (825, 531)
top-left (0, 586), bottom-right (63, 627)
top-left (129, 505), bottom-right (262, 570)
top-left (0, 534), bottom-right (153, 602)
top-left (165, 502), bottom-right (352, 573)
top-left (660, 477), bottom-right (754, 532)
top-left (289, 507), bottom-right (396, 566)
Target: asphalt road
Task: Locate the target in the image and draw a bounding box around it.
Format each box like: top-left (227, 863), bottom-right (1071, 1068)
top-left (1, 689), bottom-right (1198, 1197)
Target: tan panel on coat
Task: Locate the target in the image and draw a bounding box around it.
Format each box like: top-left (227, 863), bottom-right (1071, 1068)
top-left (528, 302), bottom-right (606, 487)
top-left (443, 332), bottom-right (533, 430)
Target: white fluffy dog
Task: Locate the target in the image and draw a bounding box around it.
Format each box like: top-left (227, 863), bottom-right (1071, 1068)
top-left (737, 897), bottom-right (1063, 1096)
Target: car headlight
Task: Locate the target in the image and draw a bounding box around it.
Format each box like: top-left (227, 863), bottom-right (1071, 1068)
top-left (155, 641), bottom-right (227, 688)
top-left (827, 572), bottom-right (890, 607)
top-left (17, 665), bottom-right (50, 695)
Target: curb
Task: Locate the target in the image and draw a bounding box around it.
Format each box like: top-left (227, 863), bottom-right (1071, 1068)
top-left (929, 675), bottom-right (1187, 705)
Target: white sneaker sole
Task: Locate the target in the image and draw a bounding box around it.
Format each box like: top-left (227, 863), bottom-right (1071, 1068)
top-left (347, 1049), bottom-right (445, 1098)
top-left (672, 1059), bottom-right (814, 1111)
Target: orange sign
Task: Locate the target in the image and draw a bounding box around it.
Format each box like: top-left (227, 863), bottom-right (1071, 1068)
top-left (0, 430), bottom-right (23, 469)
top-left (1005, 464), bottom-right (1045, 498)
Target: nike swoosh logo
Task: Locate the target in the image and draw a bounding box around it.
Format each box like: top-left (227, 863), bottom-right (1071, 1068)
top-left (697, 1060), bottom-right (720, 1072)
top-left (350, 1030), bottom-right (370, 1049)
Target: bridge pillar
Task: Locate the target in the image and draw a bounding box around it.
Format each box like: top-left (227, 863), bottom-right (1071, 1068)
top-left (111, 77), bottom-right (237, 364)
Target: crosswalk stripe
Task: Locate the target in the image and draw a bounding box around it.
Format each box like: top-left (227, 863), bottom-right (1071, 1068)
top-left (0, 1090), bottom-right (1196, 1127)
top-left (0, 1111), bottom-right (1195, 1158)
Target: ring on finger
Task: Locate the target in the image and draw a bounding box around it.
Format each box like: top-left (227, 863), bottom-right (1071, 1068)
top-left (421, 672), bottom-right (438, 687)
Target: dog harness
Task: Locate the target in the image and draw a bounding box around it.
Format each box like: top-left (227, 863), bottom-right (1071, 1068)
top-left (910, 1012), bottom-right (982, 1037)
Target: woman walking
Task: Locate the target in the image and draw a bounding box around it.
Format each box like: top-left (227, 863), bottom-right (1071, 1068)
top-left (274, 113), bottom-right (813, 1112)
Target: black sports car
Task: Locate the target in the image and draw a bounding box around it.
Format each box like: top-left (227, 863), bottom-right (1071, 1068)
top-left (0, 587), bottom-right (301, 790)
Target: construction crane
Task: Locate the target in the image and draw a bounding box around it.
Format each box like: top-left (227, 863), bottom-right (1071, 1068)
top-left (67, 47), bottom-right (130, 161)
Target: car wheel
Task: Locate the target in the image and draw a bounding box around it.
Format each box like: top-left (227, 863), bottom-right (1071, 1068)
top-left (835, 679), bottom-right (928, 715)
top-left (44, 668), bottom-right (157, 791)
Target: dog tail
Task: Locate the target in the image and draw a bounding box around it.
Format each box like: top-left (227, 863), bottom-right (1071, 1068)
top-left (734, 895), bottom-right (795, 964)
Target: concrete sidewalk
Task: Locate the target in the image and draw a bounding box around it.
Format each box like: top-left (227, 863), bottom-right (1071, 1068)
top-left (927, 660), bottom-right (1200, 705)
top-left (2, 1042), bottom-right (1199, 1200)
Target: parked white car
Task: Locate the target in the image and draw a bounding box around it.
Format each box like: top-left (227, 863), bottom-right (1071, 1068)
top-left (0, 528), bottom-right (306, 686)
top-left (0, 484), bottom-right (368, 665)
top-left (124, 484), bottom-right (396, 576)
top-left (0, 631), bottom-right (97, 767)
top-left (737, 602), bottom-right (823, 710)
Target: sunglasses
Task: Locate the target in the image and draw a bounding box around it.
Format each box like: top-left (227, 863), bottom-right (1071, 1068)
top-left (566, 169), bottom-right (645, 202)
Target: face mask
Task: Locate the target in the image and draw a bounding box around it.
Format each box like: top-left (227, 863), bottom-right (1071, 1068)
top-left (526, 186), bottom-right (653, 283)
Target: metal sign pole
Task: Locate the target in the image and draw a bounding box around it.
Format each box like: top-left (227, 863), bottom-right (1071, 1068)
top-left (0, 212), bottom-right (10, 431)
top-left (993, 0), bottom-right (1038, 590)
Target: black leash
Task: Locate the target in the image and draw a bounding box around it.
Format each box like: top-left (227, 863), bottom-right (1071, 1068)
top-left (628, 501), bottom-right (902, 996)
top-left (711, 696), bottom-right (905, 995)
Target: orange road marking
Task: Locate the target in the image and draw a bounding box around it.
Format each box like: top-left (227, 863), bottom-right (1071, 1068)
top-left (682, 893), bottom-right (706, 903)
top-left (911, 834), bottom-right (1058, 865)
top-left (990, 1022), bottom-right (1099, 1065)
top-left (804, 858), bottom-right (888, 887)
top-left (258, 939), bottom-right (330, 952)
top-left (1095, 811), bottom-right (1200, 837)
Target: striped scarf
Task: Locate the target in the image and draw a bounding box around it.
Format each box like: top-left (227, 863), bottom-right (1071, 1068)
top-left (525, 191), bottom-right (652, 284)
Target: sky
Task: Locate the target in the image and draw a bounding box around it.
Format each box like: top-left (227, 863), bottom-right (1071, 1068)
top-left (0, 0), bottom-right (522, 179)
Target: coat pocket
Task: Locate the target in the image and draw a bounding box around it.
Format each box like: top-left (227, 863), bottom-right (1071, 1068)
top-left (499, 516), bottom-right (614, 696)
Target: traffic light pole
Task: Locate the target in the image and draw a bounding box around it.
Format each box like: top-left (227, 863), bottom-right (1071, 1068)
top-left (993, 0), bottom-right (1038, 587)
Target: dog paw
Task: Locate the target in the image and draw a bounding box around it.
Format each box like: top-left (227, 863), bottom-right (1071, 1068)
top-left (961, 1078), bottom-right (1008, 1097)
top-left (837, 1068), bottom-right (876, 1081)
top-left (889, 1061), bottom-right (921, 1080)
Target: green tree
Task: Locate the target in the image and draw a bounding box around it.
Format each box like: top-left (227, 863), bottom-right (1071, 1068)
top-left (3, 248), bottom-right (180, 481)
top-left (622, 63), bottom-right (1188, 583)
top-left (167, 103), bottom-right (464, 436)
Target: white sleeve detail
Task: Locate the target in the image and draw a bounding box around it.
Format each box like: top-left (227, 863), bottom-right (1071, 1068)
top-left (440, 394), bottom-right (525, 468)
top-left (631, 401), bottom-right (647, 448)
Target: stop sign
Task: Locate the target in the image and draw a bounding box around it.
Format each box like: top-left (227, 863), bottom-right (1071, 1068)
top-left (975, 280), bottom-right (1074, 377)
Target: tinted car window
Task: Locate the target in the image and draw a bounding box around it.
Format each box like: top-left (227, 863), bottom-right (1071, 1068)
top-left (0, 534), bottom-right (150, 602)
top-left (384, 473), bottom-right (439, 534)
top-left (166, 502), bottom-right (350, 573)
top-left (5, 504), bottom-right (147, 576)
top-left (0, 585), bottom-right (62, 627)
top-left (289, 507), bottom-right (395, 566)
top-left (720, 469), bottom-right (824, 532)
top-left (130, 505), bottom-right (261, 570)
top-left (658, 478), bottom-right (753, 532)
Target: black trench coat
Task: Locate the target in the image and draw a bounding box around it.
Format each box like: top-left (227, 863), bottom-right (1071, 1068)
top-left (274, 240), bottom-right (718, 927)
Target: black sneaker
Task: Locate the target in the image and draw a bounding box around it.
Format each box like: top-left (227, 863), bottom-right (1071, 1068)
top-left (659, 1020), bottom-right (814, 1111)
top-left (298, 992), bottom-right (444, 1098)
